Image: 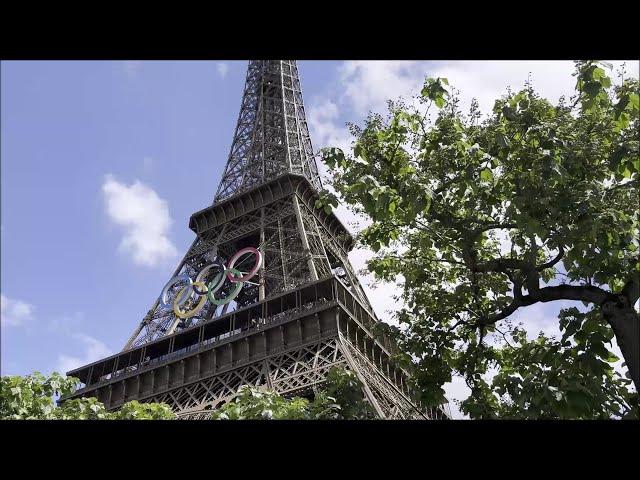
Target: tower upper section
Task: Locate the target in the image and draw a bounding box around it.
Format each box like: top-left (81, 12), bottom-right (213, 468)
top-left (214, 60), bottom-right (322, 203)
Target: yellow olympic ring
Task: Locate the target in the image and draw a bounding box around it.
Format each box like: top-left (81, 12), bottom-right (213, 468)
top-left (173, 281), bottom-right (208, 319)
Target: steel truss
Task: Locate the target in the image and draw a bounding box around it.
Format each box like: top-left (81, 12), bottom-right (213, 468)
top-left (155, 334), bottom-right (439, 420)
top-left (124, 176), bottom-right (373, 350)
top-left (165, 338), bottom-right (346, 418)
top-left (66, 60), bottom-right (449, 419)
top-left (215, 61), bottom-right (321, 202)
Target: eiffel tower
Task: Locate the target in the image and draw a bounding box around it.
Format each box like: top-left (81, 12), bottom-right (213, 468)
top-left (63, 60), bottom-right (450, 419)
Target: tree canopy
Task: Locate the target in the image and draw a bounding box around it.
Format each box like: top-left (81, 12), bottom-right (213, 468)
top-left (210, 367), bottom-right (372, 420)
top-left (320, 61), bottom-right (639, 418)
top-left (1, 368), bottom-right (372, 420)
top-left (1, 372), bottom-right (176, 419)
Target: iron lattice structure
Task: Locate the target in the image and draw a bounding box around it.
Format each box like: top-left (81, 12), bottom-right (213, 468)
top-left (64, 60), bottom-right (449, 419)
top-left (214, 60), bottom-right (321, 202)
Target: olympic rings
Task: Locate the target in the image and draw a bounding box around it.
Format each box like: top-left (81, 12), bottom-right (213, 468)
top-left (173, 282), bottom-right (208, 318)
top-left (159, 247), bottom-right (263, 319)
top-left (194, 259), bottom-right (225, 295)
top-left (226, 247), bottom-right (262, 281)
top-left (160, 274), bottom-right (192, 309)
top-left (207, 268), bottom-right (243, 305)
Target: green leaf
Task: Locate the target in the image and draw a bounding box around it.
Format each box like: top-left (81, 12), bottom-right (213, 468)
top-left (321, 147), bottom-right (345, 170)
top-left (605, 353), bottom-right (620, 363)
top-left (566, 391), bottom-right (591, 414)
top-left (496, 133), bottom-right (510, 148)
top-left (480, 168), bottom-right (493, 182)
top-left (502, 106), bottom-right (517, 121)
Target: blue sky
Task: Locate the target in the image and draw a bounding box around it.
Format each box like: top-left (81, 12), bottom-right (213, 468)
top-left (2, 60), bottom-right (637, 417)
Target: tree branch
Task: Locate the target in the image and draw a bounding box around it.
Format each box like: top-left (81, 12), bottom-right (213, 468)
top-left (536, 244), bottom-right (565, 271)
top-left (464, 245), bottom-right (563, 278)
top-left (486, 283), bottom-right (612, 324)
top-left (621, 267), bottom-right (640, 306)
top-left (471, 223), bottom-right (519, 235)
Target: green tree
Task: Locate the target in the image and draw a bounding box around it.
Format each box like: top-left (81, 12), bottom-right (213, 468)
top-left (461, 308), bottom-right (637, 418)
top-left (110, 400), bottom-right (176, 420)
top-left (1, 372), bottom-right (176, 420)
top-left (210, 367), bottom-right (373, 420)
top-left (2, 368), bottom-right (372, 420)
top-left (320, 61), bottom-right (639, 418)
top-left (309, 367), bottom-right (373, 419)
top-left (209, 386), bottom-right (311, 420)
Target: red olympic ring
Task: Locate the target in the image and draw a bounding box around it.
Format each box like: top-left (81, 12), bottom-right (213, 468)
top-left (226, 247), bottom-right (263, 282)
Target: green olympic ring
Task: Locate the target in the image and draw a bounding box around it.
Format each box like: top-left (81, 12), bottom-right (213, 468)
top-left (206, 268), bottom-right (243, 306)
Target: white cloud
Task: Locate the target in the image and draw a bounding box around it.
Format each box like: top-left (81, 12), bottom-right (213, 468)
top-left (339, 61), bottom-right (425, 116)
top-left (309, 99), bottom-right (345, 150)
top-left (216, 63), bottom-right (229, 79)
top-left (336, 60), bottom-right (638, 125)
top-left (0, 298), bottom-right (112, 376)
top-left (311, 61), bottom-right (639, 161)
top-left (1, 294), bottom-right (35, 327)
top-left (102, 174), bottom-right (178, 267)
top-left (309, 62), bottom-right (426, 184)
top-left (57, 333), bottom-right (112, 374)
top-left (423, 60), bottom-right (639, 118)
top-left (308, 100), bottom-right (349, 188)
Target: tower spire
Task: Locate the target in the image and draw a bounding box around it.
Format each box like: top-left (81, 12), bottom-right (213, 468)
top-left (214, 60), bottom-right (322, 203)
